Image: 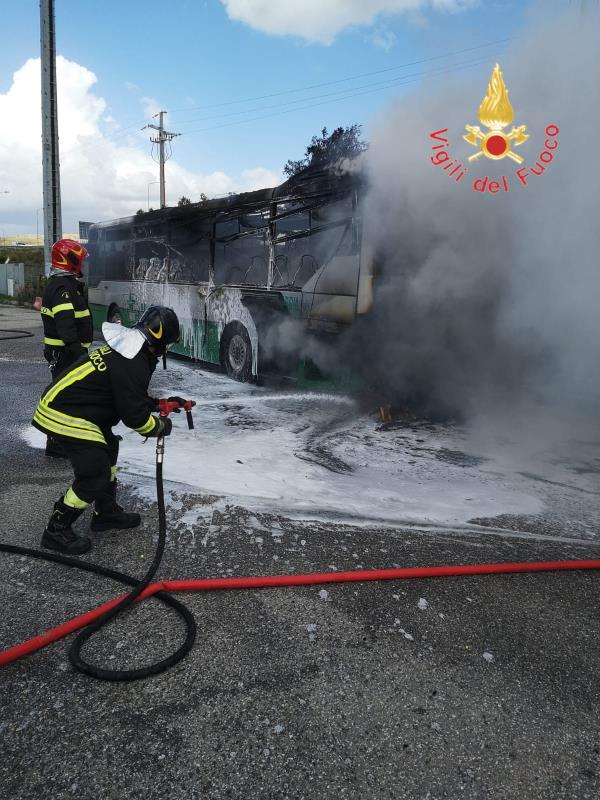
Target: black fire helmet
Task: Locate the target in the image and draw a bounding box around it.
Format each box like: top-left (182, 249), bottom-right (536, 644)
top-left (134, 306), bottom-right (180, 353)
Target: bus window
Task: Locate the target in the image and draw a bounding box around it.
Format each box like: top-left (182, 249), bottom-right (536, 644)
top-left (133, 238), bottom-right (169, 281)
top-left (103, 226), bottom-right (133, 281)
top-left (86, 228), bottom-right (103, 287)
top-left (214, 215), bottom-right (269, 286)
top-left (274, 202), bottom-right (312, 287)
top-left (308, 196), bottom-right (357, 266)
top-left (168, 217), bottom-right (212, 284)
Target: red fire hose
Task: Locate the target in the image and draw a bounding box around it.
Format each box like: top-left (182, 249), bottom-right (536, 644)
top-left (2, 558), bottom-right (600, 669)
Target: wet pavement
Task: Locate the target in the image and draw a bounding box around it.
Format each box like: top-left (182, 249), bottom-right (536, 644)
top-left (1, 305), bottom-right (600, 800)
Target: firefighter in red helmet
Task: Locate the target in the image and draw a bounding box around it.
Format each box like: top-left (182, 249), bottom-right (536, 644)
top-left (41, 239), bottom-right (93, 457)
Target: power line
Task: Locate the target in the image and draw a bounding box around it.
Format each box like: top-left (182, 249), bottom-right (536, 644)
top-left (179, 54), bottom-right (500, 136)
top-left (174, 53), bottom-right (505, 127)
top-left (104, 36), bottom-right (511, 144)
top-left (167, 36), bottom-right (511, 114)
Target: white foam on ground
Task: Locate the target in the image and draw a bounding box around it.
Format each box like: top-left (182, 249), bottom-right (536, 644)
top-left (21, 360), bottom-right (600, 532)
top-left (115, 362), bottom-right (544, 527)
top-left (22, 427), bottom-right (46, 449)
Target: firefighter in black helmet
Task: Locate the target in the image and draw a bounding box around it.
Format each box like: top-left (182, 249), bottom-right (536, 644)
top-left (32, 306), bottom-right (181, 555)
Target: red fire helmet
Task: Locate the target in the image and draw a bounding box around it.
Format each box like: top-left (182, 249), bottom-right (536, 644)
top-left (51, 239), bottom-right (88, 274)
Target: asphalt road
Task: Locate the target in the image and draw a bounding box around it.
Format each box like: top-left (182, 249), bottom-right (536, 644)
top-left (1, 305), bottom-right (600, 800)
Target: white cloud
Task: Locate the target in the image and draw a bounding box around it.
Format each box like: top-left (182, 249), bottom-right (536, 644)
top-left (140, 95), bottom-right (162, 120)
top-left (369, 26), bottom-right (398, 52)
top-left (0, 57), bottom-right (280, 234)
top-left (220, 0), bottom-right (477, 44)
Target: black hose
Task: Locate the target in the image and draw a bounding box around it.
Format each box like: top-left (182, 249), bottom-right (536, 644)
top-left (0, 439), bottom-right (197, 681)
top-left (0, 329), bottom-right (35, 340)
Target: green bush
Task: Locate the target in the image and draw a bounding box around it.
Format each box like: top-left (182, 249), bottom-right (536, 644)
top-left (0, 246), bottom-right (44, 267)
top-left (14, 276), bottom-right (47, 306)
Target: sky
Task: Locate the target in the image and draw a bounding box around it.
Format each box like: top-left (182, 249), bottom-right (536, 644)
top-left (0, 0), bottom-right (550, 235)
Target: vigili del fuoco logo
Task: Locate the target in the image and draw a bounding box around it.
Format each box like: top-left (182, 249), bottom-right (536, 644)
top-left (429, 63), bottom-right (559, 193)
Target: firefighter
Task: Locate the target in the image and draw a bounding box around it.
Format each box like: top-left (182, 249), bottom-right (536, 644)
top-left (32, 306), bottom-right (181, 555)
top-left (41, 239), bottom-right (93, 458)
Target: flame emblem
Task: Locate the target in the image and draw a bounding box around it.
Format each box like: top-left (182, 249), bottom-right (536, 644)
top-left (464, 63), bottom-right (529, 163)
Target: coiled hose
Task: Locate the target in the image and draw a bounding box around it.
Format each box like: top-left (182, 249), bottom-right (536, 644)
top-left (0, 435), bottom-right (197, 681)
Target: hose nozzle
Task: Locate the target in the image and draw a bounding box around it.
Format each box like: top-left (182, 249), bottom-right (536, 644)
top-left (158, 398), bottom-right (196, 429)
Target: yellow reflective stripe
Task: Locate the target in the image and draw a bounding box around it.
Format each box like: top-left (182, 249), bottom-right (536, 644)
top-left (44, 362), bottom-right (95, 404)
top-left (135, 415), bottom-right (157, 435)
top-left (36, 358), bottom-right (108, 444)
top-left (37, 401), bottom-right (103, 433)
top-left (64, 487), bottom-right (89, 510)
top-left (110, 465), bottom-right (118, 481)
top-left (35, 407), bottom-right (106, 441)
top-left (42, 306), bottom-right (89, 319)
top-left (33, 411), bottom-right (106, 444)
top-left (52, 302), bottom-right (75, 314)
top-left (43, 338), bottom-right (90, 348)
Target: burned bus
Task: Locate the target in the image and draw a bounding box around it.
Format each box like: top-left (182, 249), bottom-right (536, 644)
top-left (85, 163), bottom-right (373, 381)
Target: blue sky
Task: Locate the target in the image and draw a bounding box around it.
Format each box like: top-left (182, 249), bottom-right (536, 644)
top-left (0, 1), bottom-right (535, 231)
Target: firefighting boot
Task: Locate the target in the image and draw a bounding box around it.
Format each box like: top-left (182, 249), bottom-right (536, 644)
top-left (90, 482), bottom-right (141, 532)
top-left (41, 499), bottom-right (91, 555)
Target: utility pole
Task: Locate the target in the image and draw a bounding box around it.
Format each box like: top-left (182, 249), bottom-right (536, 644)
top-left (40, 0), bottom-right (62, 275)
top-left (144, 112), bottom-right (180, 209)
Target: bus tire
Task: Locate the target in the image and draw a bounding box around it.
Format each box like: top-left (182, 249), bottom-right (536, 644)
top-left (107, 303), bottom-right (123, 324)
top-left (221, 322), bottom-right (253, 382)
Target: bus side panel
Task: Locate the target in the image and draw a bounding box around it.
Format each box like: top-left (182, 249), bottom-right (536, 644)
top-left (89, 280), bottom-right (223, 366)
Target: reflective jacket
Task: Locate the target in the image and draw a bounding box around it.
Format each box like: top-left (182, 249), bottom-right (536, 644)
top-left (41, 273), bottom-right (93, 353)
top-left (32, 344), bottom-right (161, 446)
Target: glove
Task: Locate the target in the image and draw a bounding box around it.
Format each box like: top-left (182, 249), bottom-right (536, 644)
top-left (43, 346), bottom-right (56, 364)
top-left (156, 417), bottom-right (172, 437)
top-left (148, 396), bottom-right (159, 411)
top-left (65, 342), bottom-right (85, 361)
top-left (167, 396), bottom-right (187, 411)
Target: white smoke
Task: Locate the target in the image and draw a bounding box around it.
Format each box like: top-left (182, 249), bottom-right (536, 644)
top-left (359, 4), bottom-right (600, 429)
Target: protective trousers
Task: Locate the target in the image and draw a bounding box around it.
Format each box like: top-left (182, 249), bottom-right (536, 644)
top-left (44, 347), bottom-right (79, 381)
top-left (61, 430), bottom-right (120, 510)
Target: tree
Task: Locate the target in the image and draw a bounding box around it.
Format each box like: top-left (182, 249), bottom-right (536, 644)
top-left (283, 124), bottom-right (367, 178)
top-left (199, 192), bottom-right (208, 202)
top-left (135, 209), bottom-right (144, 215)
top-left (178, 196), bottom-right (192, 206)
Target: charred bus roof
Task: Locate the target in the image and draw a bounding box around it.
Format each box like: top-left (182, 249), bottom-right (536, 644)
top-left (88, 160), bottom-right (364, 236)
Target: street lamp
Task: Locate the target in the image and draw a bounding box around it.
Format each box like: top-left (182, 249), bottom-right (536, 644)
top-left (147, 181), bottom-right (159, 211)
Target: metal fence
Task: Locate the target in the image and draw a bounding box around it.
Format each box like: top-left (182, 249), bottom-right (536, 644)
top-left (0, 263), bottom-right (25, 296)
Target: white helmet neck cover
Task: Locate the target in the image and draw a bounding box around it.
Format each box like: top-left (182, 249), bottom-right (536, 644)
top-left (101, 322), bottom-right (146, 359)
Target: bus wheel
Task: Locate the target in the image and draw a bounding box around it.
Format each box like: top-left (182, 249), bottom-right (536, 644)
top-left (107, 303), bottom-right (123, 324)
top-left (221, 322), bottom-right (253, 382)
